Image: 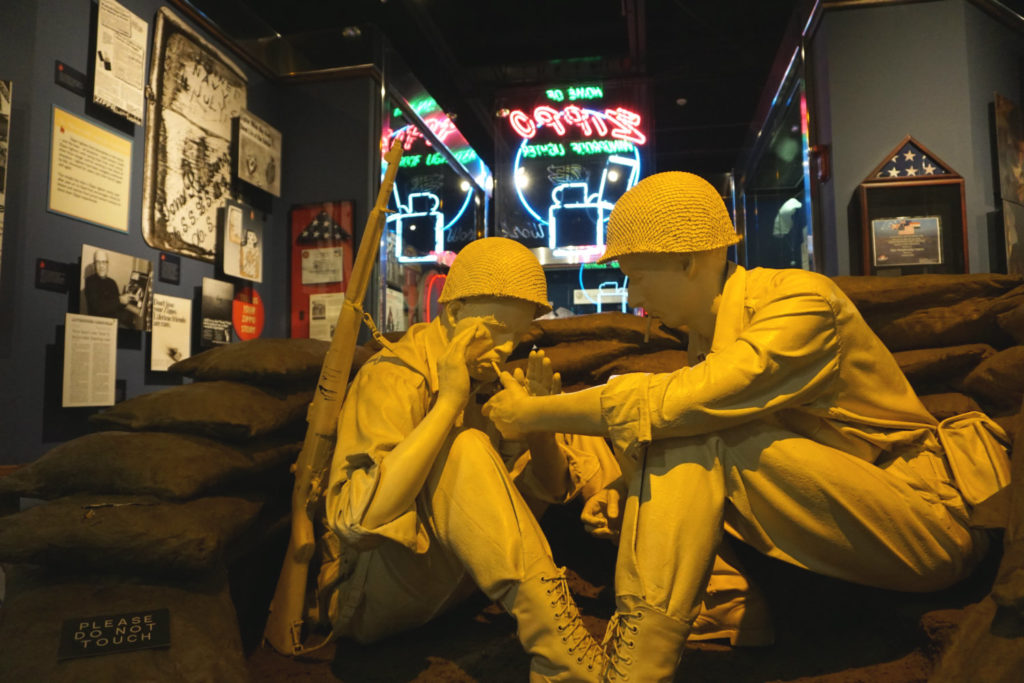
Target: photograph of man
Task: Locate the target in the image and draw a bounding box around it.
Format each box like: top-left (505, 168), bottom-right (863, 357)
top-left (80, 244), bottom-right (153, 331)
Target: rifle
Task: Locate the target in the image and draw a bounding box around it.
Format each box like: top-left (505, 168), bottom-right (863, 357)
top-left (264, 140), bottom-right (404, 655)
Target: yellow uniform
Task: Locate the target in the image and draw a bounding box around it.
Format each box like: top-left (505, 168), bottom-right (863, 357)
top-left (324, 318), bottom-right (617, 642)
top-left (600, 264), bottom-right (998, 622)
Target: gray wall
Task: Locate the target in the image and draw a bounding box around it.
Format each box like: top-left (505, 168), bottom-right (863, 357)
top-left (0, 0), bottom-right (378, 464)
top-left (809, 0), bottom-right (1024, 275)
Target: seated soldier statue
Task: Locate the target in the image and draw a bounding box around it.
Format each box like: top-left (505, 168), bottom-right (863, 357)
top-left (483, 172), bottom-right (1012, 682)
top-left (321, 237), bottom-right (617, 681)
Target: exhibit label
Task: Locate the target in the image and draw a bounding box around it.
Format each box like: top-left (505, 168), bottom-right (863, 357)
top-left (49, 107), bottom-right (132, 233)
top-left (93, 0), bottom-right (148, 124)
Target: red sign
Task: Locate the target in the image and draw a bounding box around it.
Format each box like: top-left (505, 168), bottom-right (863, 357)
top-left (233, 286), bottom-right (264, 341)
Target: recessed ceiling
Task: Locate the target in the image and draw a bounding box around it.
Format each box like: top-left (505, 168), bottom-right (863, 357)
top-left (186, 0), bottom-right (804, 178)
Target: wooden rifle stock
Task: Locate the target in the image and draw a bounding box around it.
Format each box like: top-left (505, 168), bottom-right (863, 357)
top-left (264, 141), bottom-right (404, 655)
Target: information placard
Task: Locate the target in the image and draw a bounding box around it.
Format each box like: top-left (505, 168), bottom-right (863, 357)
top-left (62, 313), bottom-right (118, 407)
top-left (48, 107), bottom-right (132, 232)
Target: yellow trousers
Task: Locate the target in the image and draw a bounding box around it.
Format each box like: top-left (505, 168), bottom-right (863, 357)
top-left (616, 421), bottom-right (986, 623)
top-left (330, 429), bottom-right (556, 643)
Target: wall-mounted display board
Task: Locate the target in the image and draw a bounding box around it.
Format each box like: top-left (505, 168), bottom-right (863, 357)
top-left (141, 7), bottom-right (247, 263)
top-left (493, 81), bottom-right (650, 264)
top-left (289, 201), bottom-right (354, 339)
top-left (994, 93), bottom-right (1024, 275)
top-left (856, 136), bottom-right (967, 275)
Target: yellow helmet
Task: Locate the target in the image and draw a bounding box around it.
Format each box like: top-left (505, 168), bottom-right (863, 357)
top-left (598, 171), bottom-right (741, 264)
top-left (439, 237), bottom-right (551, 314)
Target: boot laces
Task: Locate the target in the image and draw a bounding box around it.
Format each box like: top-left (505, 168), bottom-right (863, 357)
top-left (602, 609), bottom-right (643, 680)
top-left (540, 573), bottom-right (606, 672)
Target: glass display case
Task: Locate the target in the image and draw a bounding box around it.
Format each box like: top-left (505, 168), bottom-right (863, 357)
top-left (378, 55), bottom-right (491, 330)
top-left (735, 59), bottom-right (816, 271)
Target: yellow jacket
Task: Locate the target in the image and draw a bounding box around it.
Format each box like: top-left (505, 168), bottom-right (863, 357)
top-left (326, 317), bottom-right (619, 553)
top-left (600, 265), bottom-right (1010, 522)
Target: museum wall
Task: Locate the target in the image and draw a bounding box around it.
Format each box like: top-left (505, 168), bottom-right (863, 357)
top-left (0, 0), bottom-right (380, 464)
top-left (809, 0), bottom-right (1024, 275)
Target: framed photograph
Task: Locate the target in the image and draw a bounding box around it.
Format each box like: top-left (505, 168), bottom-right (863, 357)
top-left (289, 201), bottom-right (354, 338)
top-left (141, 7), bottom-right (247, 262)
top-left (79, 243), bottom-right (153, 331)
top-left (871, 216), bottom-right (943, 267)
top-left (220, 200), bottom-right (263, 282)
top-left (236, 109), bottom-right (281, 196)
top-left (995, 93), bottom-right (1024, 206)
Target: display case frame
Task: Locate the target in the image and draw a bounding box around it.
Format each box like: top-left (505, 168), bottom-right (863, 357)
top-left (856, 136), bottom-right (967, 275)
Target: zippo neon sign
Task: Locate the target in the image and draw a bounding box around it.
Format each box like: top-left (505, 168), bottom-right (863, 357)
top-left (507, 106), bottom-right (647, 146)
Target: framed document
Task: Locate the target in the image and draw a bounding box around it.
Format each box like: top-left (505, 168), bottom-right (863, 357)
top-left (870, 216), bottom-right (943, 267)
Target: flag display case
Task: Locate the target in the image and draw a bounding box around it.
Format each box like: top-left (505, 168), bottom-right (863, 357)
top-left (855, 136), bottom-right (967, 275)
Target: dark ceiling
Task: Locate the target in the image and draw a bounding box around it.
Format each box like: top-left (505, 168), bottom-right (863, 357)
top-left (187, 0), bottom-right (804, 178)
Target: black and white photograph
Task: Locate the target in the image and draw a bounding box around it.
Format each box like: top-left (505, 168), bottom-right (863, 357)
top-left (141, 7), bottom-right (247, 262)
top-left (200, 276), bottom-right (233, 347)
top-left (79, 243), bottom-right (153, 331)
top-left (236, 108), bottom-right (281, 197)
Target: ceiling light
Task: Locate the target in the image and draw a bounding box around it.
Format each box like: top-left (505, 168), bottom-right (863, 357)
top-left (675, 98), bottom-right (688, 107)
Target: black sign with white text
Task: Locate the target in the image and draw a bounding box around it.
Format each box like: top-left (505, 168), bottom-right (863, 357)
top-left (57, 608), bottom-right (170, 660)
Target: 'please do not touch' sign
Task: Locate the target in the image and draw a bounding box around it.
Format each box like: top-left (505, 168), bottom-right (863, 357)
top-left (57, 608), bottom-right (170, 660)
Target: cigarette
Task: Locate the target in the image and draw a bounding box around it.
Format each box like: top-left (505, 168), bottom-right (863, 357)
top-left (490, 361), bottom-right (501, 377)
top-left (644, 314), bottom-right (651, 344)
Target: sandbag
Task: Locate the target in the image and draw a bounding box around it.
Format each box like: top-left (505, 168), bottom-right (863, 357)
top-left (0, 431), bottom-right (299, 500)
top-left (169, 337), bottom-right (329, 384)
top-left (0, 494), bottom-right (263, 577)
top-left (0, 565), bottom-right (248, 683)
top-left (89, 381), bottom-right (312, 441)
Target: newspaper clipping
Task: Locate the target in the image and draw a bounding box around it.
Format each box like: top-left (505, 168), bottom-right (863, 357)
top-left (62, 313), bottom-right (118, 407)
top-left (93, 0), bottom-right (148, 124)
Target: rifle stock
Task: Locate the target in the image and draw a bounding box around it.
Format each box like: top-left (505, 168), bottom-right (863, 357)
top-left (264, 141), bottom-right (404, 655)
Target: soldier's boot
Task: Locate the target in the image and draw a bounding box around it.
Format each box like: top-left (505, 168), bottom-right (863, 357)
top-left (689, 586), bottom-right (774, 647)
top-left (601, 595), bottom-right (691, 683)
top-left (499, 568), bottom-right (606, 682)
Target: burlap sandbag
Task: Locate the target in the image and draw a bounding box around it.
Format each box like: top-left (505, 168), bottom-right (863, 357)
top-left (168, 337), bottom-right (329, 384)
top-left (0, 494), bottom-right (262, 577)
top-left (0, 565), bottom-right (248, 683)
top-left (0, 431), bottom-right (300, 500)
top-left (832, 273), bottom-right (1023, 317)
top-left (997, 302), bottom-right (1024, 344)
top-left (517, 312), bottom-right (687, 349)
top-left (892, 344), bottom-right (997, 391)
top-left (918, 393), bottom-right (982, 421)
top-left (506, 339), bottom-right (642, 386)
top-left (962, 345), bottom-right (1024, 410)
top-left (89, 381), bottom-right (312, 441)
top-left (863, 286), bottom-right (1024, 352)
top-left (590, 348), bottom-right (690, 384)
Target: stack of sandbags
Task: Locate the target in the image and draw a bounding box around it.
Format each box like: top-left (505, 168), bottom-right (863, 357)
top-left (0, 337), bottom-right (337, 680)
top-left (509, 311), bottom-right (689, 391)
top-left (834, 273), bottom-right (1024, 435)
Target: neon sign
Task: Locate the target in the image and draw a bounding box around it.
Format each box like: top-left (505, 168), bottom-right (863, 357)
top-left (507, 106), bottom-right (646, 145)
top-left (495, 80), bottom-right (648, 262)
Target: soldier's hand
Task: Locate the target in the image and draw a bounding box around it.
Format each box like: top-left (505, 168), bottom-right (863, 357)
top-left (437, 319), bottom-right (484, 412)
top-left (581, 484), bottom-right (623, 542)
top-left (513, 349), bottom-right (562, 397)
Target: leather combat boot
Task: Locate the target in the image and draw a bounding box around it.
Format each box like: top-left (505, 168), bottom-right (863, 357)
top-left (500, 568), bottom-right (606, 682)
top-left (601, 595), bottom-right (691, 682)
top-left (689, 587), bottom-right (774, 647)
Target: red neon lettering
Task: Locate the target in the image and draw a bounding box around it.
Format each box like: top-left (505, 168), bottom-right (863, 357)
top-left (426, 117), bottom-right (457, 145)
top-left (507, 106), bottom-right (644, 144)
top-left (605, 107), bottom-right (646, 145)
top-left (562, 105), bottom-right (592, 136)
top-left (533, 106), bottom-right (566, 136)
top-left (509, 110), bottom-right (536, 138)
